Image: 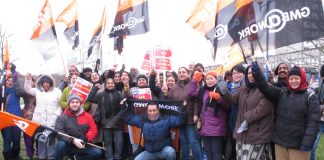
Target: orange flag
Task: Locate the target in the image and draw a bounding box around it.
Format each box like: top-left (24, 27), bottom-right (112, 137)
top-left (223, 44), bottom-right (244, 71)
top-left (31, 0), bottom-right (60, 61)
top-left (56, 0), bottom-right (79, 49)
top-left (3, 40), bottom-right (11, 78)
top-left (0, 111), bottom-right (58, 141)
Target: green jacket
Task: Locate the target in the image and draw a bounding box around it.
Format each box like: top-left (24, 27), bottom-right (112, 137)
top-left (59, 87), bottom-right (91, 111)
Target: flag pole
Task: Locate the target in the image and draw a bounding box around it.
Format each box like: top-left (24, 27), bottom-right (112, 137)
top-left (57, 132), bottom-right (106, 150)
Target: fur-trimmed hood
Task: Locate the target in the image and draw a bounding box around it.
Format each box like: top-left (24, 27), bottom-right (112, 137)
top-left (36, 75), bottom-right (56, 92)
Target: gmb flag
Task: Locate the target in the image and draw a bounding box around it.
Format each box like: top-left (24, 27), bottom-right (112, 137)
top-left (109, 0), bottom-right (150, 53)
top-left (0, 111), bottom-right (58, 144)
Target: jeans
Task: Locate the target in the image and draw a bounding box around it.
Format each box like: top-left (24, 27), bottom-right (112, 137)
top-left (103, 128), bottom-right (123, 160)
top-left (135, 146), bottom-right (176, 160)
top-left (1, 126), bottom-right (21, 152)
top-left (310, 122), bottom-right (324, 160)
top-left (55, 140), bottom-right (102, 160)
top-left (202, 136), bottom-right (224, 160)
top-left (37, 139), bottom-right (56, 159)
top-left (180, 124), bottom-right (203, 160)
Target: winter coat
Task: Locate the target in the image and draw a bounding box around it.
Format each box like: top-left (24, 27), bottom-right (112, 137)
top-left (24, 75), bottom-right (62, 128)
top-left (188, 80), bottom-right (229, 136)
top-left (253, 68), bottom-right (321, 149)
top-left (123, 109), bottom-right (187, 153)
top-left (231, 85), bottom-right (274, 144)
top-left (55, 108), bottom-right (98, 143)
top-left (166, 78), bottom-right (197, 124)
top-left (4, 87), bottom-right (22, 117)
top-left (88, 86), bottom-right (124, 129)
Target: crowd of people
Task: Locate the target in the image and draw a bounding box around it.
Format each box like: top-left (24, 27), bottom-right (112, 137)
top-left (1, 60), bottom-right (323, 160)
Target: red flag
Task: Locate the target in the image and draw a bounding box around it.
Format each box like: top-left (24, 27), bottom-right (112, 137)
top-left (56, 0), bottom-right (79, 49)
top-left (109, 0), bottom-right (150, 53)
top-left (88, 7), bottom-right (107, 57)
top-left (31, 0), bottom-right (60, 61)
top-left (3, 40), bottom-right (11, 78)
top-left (0, 111), bottom-right (57, 140)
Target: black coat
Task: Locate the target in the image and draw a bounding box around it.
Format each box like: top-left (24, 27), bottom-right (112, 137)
top-left (253, 69), bottom-right (321, 149)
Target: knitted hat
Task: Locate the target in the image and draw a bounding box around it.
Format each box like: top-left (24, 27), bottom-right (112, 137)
top-left (136, 74), bottom-right (148, 83)
top-left (231, 63), bottom-right (246, 74)
top-left (205, 71), bottom-right (217, 78)
top-left (288, 66), bottom-right (301, 77)
top-left (68, 94), bottom-right (81, 104)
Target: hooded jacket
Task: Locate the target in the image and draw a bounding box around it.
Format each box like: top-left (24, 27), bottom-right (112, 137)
top-left (24, 75), bottom-right (62, 128)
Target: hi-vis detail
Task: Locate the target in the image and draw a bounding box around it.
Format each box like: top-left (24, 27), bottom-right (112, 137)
top-left (111, 16), bottom-right (145, 34)
top-left (238, 7), bottom-right (310, 40)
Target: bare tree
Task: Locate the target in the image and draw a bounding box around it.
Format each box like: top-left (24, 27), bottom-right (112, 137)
top-left (0, 24), bottom-right (13, 64)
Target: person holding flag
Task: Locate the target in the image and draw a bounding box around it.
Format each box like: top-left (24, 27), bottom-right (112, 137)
top-left (1, 76), bottom-right (22, 160)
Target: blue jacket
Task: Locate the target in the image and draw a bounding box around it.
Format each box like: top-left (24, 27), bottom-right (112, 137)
top-left (4, 87), bottom-right (22, 117)
top-left (124, 111), bottom-right (186, 153)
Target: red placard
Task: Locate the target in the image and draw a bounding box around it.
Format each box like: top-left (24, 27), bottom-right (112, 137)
top-left (155, 58), bottom-right (172, 71)
top-left (141, 52), bottom-right (151, 71)
top-left (154, 48), bottom-right (172, 57)
top-left (70, 77), bottom-right (93, 105)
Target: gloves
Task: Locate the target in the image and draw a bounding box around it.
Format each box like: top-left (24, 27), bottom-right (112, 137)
top-left (237, 120), bottom-right (248, 133)
top-left (251, 61), bottom-right (260, 72)
top-left (73, 138), bottom-right (85, 149)
top-left (209, 92), bottom-right (221, 101)
top-left (300, 145), bottom-right (312, 152)
top-left (193, 71), bottom-right (203, 82)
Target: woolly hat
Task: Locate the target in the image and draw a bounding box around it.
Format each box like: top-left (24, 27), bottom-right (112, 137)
top-left (136, 74), bottom-right (148, 83)
top-left (68, 94), bottom-right (81, 104)
top-left (205, 71), bottom-right (217, 78)
top-left (231, 63), bottom-right (246, 74)
top-left (288, 66), bottom-right (301, 77)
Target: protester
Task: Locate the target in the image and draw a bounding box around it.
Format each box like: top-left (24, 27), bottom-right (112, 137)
top-left (55, 94), bottom-right (102, 160)
top-left (58, 65), bottom-right (80, 91)
top-left (252, 61), bottom-right (321, 160)
top-left (164, 67), bottom-right (203, 160)
top-left (91, 72), bottom-right (103, 85)
top-left (81, 67), bottom-right (92, 82)
top-left (24, 74), bottom-right (62, 160)
top-left (227, 66), bottom-right (274, 160)
top-left (274, 62), bottom-right (289, 88)
top-left (88, 78), bottom-right (125, 160)
top-left (189, 71), bottom-right (230, 160)
top-left (59, 73), bottom-right (91, 111)
top-left (121, 101), bottom-right (187, 160)
top-left (1, 77), bottom-right (22, 160)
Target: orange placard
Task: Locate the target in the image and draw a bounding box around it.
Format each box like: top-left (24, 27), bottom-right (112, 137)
top-left (70, 77), bottom-right (93, 105)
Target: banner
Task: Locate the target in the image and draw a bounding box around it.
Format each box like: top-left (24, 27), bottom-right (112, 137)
top-left (70, 77), bottom-right (93, 105)
top-left (56, 0), bottom-right (79, 49)
top-left (109, 0), bottom-right (150, 53)
top-left (154, 48), bottom-right (172, 71)
top-left (126, 99), bottom-right (183, 152)
top-left (0, 111), bottom-right (58, 143)
top-left (30, 0), bottom-right (60, 61)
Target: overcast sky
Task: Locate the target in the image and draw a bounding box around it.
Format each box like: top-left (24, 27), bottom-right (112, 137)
top-left (0, 0), bottom-right (219, 75)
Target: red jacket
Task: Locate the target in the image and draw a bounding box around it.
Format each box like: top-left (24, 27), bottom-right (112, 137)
top-left (55, 109), bottom-right (98, 142)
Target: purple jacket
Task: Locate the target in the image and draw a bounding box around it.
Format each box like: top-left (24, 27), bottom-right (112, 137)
top-left (189, 80), bottom-right (229, 136)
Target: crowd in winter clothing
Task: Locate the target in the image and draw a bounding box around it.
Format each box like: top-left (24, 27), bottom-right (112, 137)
top-left (0, 60), bottom-right (323, 160)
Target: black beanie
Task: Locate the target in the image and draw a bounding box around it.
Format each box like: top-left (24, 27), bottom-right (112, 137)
top-left (83, 67), bottom-right (92, 73)
top-left (288, 66), bottom-right (301, 77)
top-left (137, 74), bottom-right (148, 83)
top-left (321, 64), bottom-right (324, 77)
top-left (231, 63), bottom-right (246, 74)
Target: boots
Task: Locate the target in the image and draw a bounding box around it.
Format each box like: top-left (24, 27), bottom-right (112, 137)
top-left (3, 150), bottom-right (14, 160)
top-left (11, 149), bottom-right (22, 160)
